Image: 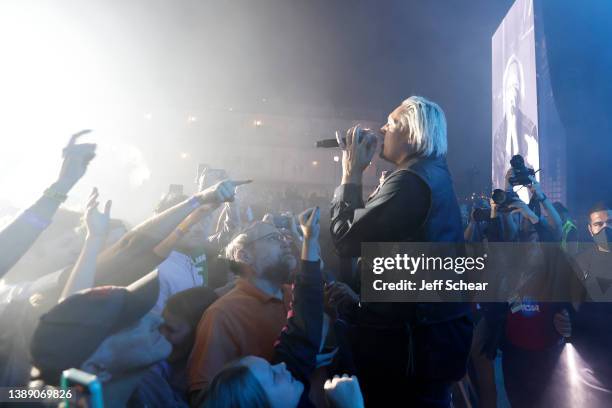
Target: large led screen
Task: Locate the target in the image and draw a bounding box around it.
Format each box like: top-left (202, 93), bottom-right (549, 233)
top-left (492, 0), bottom-right (539, 197)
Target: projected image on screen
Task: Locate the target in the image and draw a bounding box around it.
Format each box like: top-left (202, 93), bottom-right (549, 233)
top-left (492, 0), bottom-right (539, 196)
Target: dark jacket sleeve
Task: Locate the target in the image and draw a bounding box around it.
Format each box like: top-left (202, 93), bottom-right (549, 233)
top-left (330, 171), bottom-right (431, 258)
top-left (273, 260), bottom-right (323, 407)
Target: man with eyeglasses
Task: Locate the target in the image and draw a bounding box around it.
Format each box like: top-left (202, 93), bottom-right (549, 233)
top-left (186, 221), bottom-right (298, 399)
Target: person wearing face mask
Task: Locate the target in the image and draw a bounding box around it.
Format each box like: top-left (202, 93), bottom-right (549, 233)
top-left (567, 201), bottom-right (612, 404)
top-left (574, 202), bottom-right (612, 300)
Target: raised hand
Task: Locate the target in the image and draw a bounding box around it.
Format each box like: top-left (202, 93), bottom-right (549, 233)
top-left (196, 179), bottom-right (252, 206)
top-left (553, 309), bottom-right (572, 338)
top-left (504, 168), bottom-right (514, 191)
top-left (298, 207), bottom-right (320, 241)
top-left (527, 175), bottom-right (545, 201)
top-left (56, 130), bottom-right (96, 193)
top-left (197, 167), bottom-right (229, 192)
top-left (324, 374), bottom-right (365, 408)
top-left (489, 198), bottom-right (499, 219)
top-left (298, 207), bottom-right (320, 262)
top-left (83, 187), bottom-right (112, 238)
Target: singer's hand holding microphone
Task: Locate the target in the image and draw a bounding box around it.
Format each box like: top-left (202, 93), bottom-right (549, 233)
top-left (339, 126), bottom-right (378, 185)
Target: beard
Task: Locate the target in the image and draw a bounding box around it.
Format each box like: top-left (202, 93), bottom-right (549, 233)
top-left (262, 254), bottom-right (296, 284)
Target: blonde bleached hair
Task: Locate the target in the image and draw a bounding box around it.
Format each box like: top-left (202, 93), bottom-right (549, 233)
top-left (395, 96), bottom-right (448, 158)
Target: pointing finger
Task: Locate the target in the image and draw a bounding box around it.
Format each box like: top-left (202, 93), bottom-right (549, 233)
top-left (104, 200), bottom-right (112, 217)
top-left (67, 129), bottom-right (93, 147)
top-left (307, 206), bottom-right (318, 225)
top-left (232, 179), bottom-right (253, 186)
top-left (299, 208), bottom-right (314, 225)
top-left (87, 188), bottom-right (98, 208)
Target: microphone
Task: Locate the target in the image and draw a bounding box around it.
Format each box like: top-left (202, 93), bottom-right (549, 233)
top-left (315, 139), bottom-right (340, 148)
top-left (315, 128), bottom-right (375, 148)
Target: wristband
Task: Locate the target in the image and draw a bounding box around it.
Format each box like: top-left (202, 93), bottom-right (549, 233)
top-left (22, 210), bottom-right (52, 230)
top-left (43, 186), bottom-right (68, 203)
top-left (536, 193), bottom-right (548, 203)
top-left (174, 227), bottom-right (188, 236)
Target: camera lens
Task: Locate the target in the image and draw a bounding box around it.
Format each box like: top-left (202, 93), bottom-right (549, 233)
top-left (491, 189), bottom-right (507, 205)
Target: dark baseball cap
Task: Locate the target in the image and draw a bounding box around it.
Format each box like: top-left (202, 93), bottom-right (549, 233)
top-left (30, 271), bottom-right (160, 384)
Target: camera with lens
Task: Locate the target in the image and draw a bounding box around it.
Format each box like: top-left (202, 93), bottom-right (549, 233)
top-left (492, 189), bottom-right (519, 210)
top-left (472, 189), bottom-right (520, 222)
top-left (508, 155), bottom-right (535, 186)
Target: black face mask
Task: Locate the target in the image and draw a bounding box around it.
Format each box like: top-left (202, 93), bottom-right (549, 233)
top-left (593, 227), bottom-right (612, 251)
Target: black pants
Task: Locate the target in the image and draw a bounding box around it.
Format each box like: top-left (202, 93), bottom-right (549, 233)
top-left (350, 316), bottom-right (473, 407)
top-left (502, 343), bottom-right (562, 408)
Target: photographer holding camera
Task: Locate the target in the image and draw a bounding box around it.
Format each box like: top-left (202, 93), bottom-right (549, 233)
top-left (470, 155), bottom-right (562, 244)
top-left (506, 156), bottom-right (562, 240)
top-left (473, 155), bottom-right (573, 407)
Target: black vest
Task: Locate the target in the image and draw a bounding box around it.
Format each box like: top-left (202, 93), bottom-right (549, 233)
top-left (403, 156), bottom-right (464, 243)
top-left (361, 156), bottom-right (470, 325)
top-left (406, 157), bottom-right (471, 323)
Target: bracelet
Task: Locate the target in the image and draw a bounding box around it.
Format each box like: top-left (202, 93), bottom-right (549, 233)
top-left (536, 194), bottom-right (548, 203)
top-left (174, 226), bottom-right (188, 236)
top-left (43, 186), bottom-right (68, 203)
top-left (22, 210), bottom-right (52, 230)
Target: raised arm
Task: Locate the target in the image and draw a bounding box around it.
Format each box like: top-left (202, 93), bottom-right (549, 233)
top-left (95, 179), bottom-right (251, 286)
top-left (59, 188), bottom-right (111, 302)
top-left (528, 176), bottom-right (563, 240)
top-left (329, 125), bottom-right (429, 257)
top-left (330, 172), bottom-right (430, 257)
top-left (152, 204), bottom-right (217, 259)
top-left (0, 130), bottom-right (96, 278)
top-left (274, 207), bottom-right (323, 384)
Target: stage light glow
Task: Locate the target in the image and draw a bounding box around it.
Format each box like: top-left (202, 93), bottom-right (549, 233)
top-left (144, 113), bottom-right (153, 120)
top-left (0, 1), bottom-right (122, 211)
top-left (566, 342), bottom-right (579, 386)
top-left (180, 152), bottom-right (189, 159)
top-left (312, 160), bottom-right (318, 166)
top-left (333, 155), bottom-right (340, 162)
top-left (254, 120), bottom-right (263, 127)
top-left (187, 115), bottom-right (198, 123)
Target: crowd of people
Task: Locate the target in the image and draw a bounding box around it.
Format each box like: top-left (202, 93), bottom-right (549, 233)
top-left (0, 96), bottom-right (610, 408)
